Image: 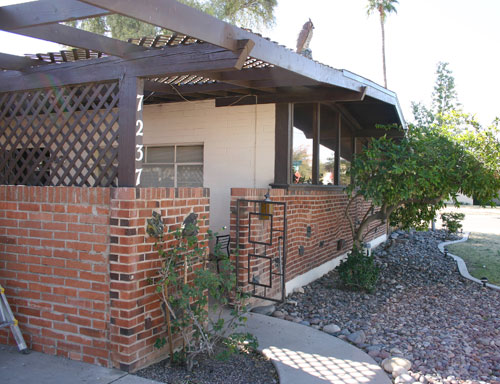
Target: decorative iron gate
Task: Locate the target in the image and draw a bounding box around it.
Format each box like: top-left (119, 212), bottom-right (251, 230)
top-left (235, 198), bottom-right (287, 303)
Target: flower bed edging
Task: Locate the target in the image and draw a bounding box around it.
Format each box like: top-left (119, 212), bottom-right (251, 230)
top-left (439, 232), bottom-right (500, 291)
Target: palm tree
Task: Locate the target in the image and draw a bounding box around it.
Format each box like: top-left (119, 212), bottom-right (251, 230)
top-left (367, 0), bottom-right (399, 88)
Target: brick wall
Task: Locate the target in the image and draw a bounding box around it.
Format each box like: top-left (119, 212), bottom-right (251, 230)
top-left (230, 187), bottom-right (385, 300)
top-left (108, 187), bottom-right (209, 372)
top-left (0, 185), bottom-right (209, 371)
top-left (0, 186), bottom-right (111, 365)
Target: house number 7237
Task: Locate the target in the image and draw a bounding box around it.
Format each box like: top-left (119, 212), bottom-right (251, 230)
top-left (135, 94), bottom-right (144, 186)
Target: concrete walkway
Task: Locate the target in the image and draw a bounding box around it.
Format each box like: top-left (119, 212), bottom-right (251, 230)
top-left (241, 312), bottom-right (391, 384)
top-left (1, 312), bottom-right (390, 384)
top-left (0, 344), bottom-right (162, 384)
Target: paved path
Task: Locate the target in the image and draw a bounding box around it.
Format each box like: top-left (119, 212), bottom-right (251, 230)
top-left (0, 344), bottom-right (161, 384)
top-left (240, 312), bottom-right (391, 384)
top-left (1, 312), bottom-right (391, 384)
top-left (438, 206), bottom-right (500, 234)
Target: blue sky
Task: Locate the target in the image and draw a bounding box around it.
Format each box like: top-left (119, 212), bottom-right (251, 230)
top-left (1, 0), bottom-right (499, 126)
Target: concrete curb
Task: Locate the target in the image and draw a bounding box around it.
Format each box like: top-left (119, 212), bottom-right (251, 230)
top-left (438, 232), bottom-right (500, 291)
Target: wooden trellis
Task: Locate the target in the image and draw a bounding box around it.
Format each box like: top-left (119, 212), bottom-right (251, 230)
top-left (0, 82), bottom-right (119, 187)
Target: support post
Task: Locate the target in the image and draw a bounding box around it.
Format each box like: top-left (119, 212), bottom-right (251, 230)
top-left (312, 103), bottom-right (320, 185)
top-left (274, 103), bottom-right (293, 186)
top-left (118, 76), bottom-right (144, 187)
top-left (335, 111), bottom-right (341, 185)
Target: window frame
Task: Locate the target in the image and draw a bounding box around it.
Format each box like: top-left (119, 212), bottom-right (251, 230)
top-left (143, 143), bottom-right (204, 188)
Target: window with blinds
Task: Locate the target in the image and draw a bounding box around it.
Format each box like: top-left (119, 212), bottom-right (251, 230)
top-left (142, 145), bottom-right (203, 187)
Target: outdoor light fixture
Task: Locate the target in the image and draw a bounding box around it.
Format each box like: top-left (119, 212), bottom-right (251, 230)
top-left (481, 277), bottom-right (488, 288)
top-left (444, 248), bottom-right (448, 257)
top-left (259, 192), bottom-right (273, 220)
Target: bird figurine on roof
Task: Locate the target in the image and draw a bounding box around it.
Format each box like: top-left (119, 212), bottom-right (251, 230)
top-left (296, 18), bottom-right (314, 59)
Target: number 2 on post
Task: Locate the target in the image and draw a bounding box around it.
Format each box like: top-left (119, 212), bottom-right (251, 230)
top-left (135, 94), bottom-right (144, 186)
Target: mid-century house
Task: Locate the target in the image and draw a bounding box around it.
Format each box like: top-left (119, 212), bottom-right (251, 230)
top-left (0, 0), bottom-right (405, 371)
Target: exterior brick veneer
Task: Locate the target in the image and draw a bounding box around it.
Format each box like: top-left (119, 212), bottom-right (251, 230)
top-left (230, 187), bottom-right (385, 300)
top-left (0, 185), bottom-right (209, 371)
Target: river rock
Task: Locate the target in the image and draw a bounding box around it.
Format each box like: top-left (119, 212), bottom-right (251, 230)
top-left (392, 366), bottom-right (409, 378)
top-left (272, 310), bottom-right (285, 319)
top-left (251, 304), bottom-right (275, 316)
top-left (347, 330), bottom-right (366, 345)
top-left (382, 357), bottom-right (412, 373)
top-left (394, 373), bottom-right (414, 384)
top-left (322, 323), bottom-right (341, 334)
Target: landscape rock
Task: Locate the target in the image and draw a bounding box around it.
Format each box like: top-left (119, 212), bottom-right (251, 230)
top-left (274, 230), bottom-right (500, 384)
top-left (293, 286), bottom-right (305, 294)
top-left (347, 330), bottom-right (366, 345)
top-left (394, 373), bottom-right (414, 384)
top-left (382, 357), bottom-right (412, 373)
top-left (271, 310), bottom-right (285, 319)
top-left (251, 305), bottom-right (276, 316)
top-left (392, 366), bottom-right (409, 378)
top-left (322, 323), bottom-right (341, 334)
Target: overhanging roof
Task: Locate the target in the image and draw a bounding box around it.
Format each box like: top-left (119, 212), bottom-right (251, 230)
top-left (0, 0), bottom-right (406, 132)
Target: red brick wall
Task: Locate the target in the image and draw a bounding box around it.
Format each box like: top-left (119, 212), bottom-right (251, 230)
top-left (0, 186), bottom-right (111, 366)
top-left (108, 187), bottom-right (209, 372)
top-left (0, 185), bottom-right (209, 371)
top-left (230, 187), bottom-right (385, 298)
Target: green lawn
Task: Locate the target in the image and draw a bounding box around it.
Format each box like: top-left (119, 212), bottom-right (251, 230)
top-left (447, 232), bottom-right (500, 285)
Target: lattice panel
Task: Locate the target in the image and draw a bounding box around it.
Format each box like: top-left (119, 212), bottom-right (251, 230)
top-left (0, 82), bottom-right (119, 187)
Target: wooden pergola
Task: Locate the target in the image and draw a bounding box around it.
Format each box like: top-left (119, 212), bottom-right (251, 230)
top-left (0, 0), bottom-right (405, 188)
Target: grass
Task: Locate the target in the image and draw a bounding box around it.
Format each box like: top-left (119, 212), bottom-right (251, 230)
top-left (447, 232), bottom-right (500, 286)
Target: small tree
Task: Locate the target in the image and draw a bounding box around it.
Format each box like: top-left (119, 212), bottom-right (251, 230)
top-left (146, 212), bottom-right (254, 371)
top-left (345, 122), bottom-right (500, 248)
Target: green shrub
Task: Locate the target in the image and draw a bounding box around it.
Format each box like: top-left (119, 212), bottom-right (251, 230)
top-left (336, 246), bottom-right (379, 293)
top-left (147, 212), bottom-right (253, 371)
top-left (441, 212), bottom-right (465, 234)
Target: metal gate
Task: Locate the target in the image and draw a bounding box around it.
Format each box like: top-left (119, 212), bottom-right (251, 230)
top-left (235, 198), bottom-right (287, 303)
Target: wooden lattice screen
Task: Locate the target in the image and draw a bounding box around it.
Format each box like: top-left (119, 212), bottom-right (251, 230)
top-left (0, 82), bottom-right (119, 187)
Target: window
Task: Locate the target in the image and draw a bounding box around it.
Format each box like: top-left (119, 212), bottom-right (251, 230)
top-left (290, 103), bottom-right (355, 186)
top-left (142, 144), bottom-right (203, 187)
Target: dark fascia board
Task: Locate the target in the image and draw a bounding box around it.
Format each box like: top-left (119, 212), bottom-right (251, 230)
top-left (0, 0), bottom-right (110, 30)
top-left (78, 0), bottom-right (405, 126)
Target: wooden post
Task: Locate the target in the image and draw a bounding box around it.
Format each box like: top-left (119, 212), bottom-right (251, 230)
top-left (274, 103), bottom-right (293, 186)
top-left (118, 76), bottom-right (144, 187)
top-left (312, 103), bottom-right (320, 185)
top-left (335, 111), bottom-right (341, 185)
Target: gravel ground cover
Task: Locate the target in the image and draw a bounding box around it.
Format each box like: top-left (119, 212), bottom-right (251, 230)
top-left (273, 230), bottom-right (500, 384)
top-left (135, 344), bottom-right (278, 384)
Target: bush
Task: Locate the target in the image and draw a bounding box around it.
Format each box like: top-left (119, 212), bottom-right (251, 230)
top-left (336, 246), bottom-right (379, 293)
top-left (441, 212), bottom-right (465, 234)
top-left (146, 212), bottom-right (253, 371)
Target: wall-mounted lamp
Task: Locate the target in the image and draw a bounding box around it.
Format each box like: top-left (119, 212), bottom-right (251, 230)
top-left (259, 192), bottom-right (273, 220)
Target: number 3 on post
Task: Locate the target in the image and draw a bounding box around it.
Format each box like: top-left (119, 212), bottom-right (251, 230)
top-left (135, 94), bottom-right (144, 186)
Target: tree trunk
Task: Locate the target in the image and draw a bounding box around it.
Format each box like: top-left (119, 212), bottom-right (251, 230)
top-left (379, 13), bottom-right (387, 88)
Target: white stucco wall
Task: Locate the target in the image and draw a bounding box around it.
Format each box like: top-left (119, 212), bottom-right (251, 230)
top-left (143, 100), bottom-right (275, 232)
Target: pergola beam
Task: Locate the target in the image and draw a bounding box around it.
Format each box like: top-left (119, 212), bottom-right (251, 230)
top-left (0, 53), bottom-right (48, 71)
top-left (10, 24), bottom-right (148, 57)
top-left (0, 43), bottom-right (250, 93)
top-left (0, 0), bottom-right (110, 31)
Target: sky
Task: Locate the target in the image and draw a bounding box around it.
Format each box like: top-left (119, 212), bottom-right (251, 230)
top-left (1, 0), bottom-right (499, 126)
